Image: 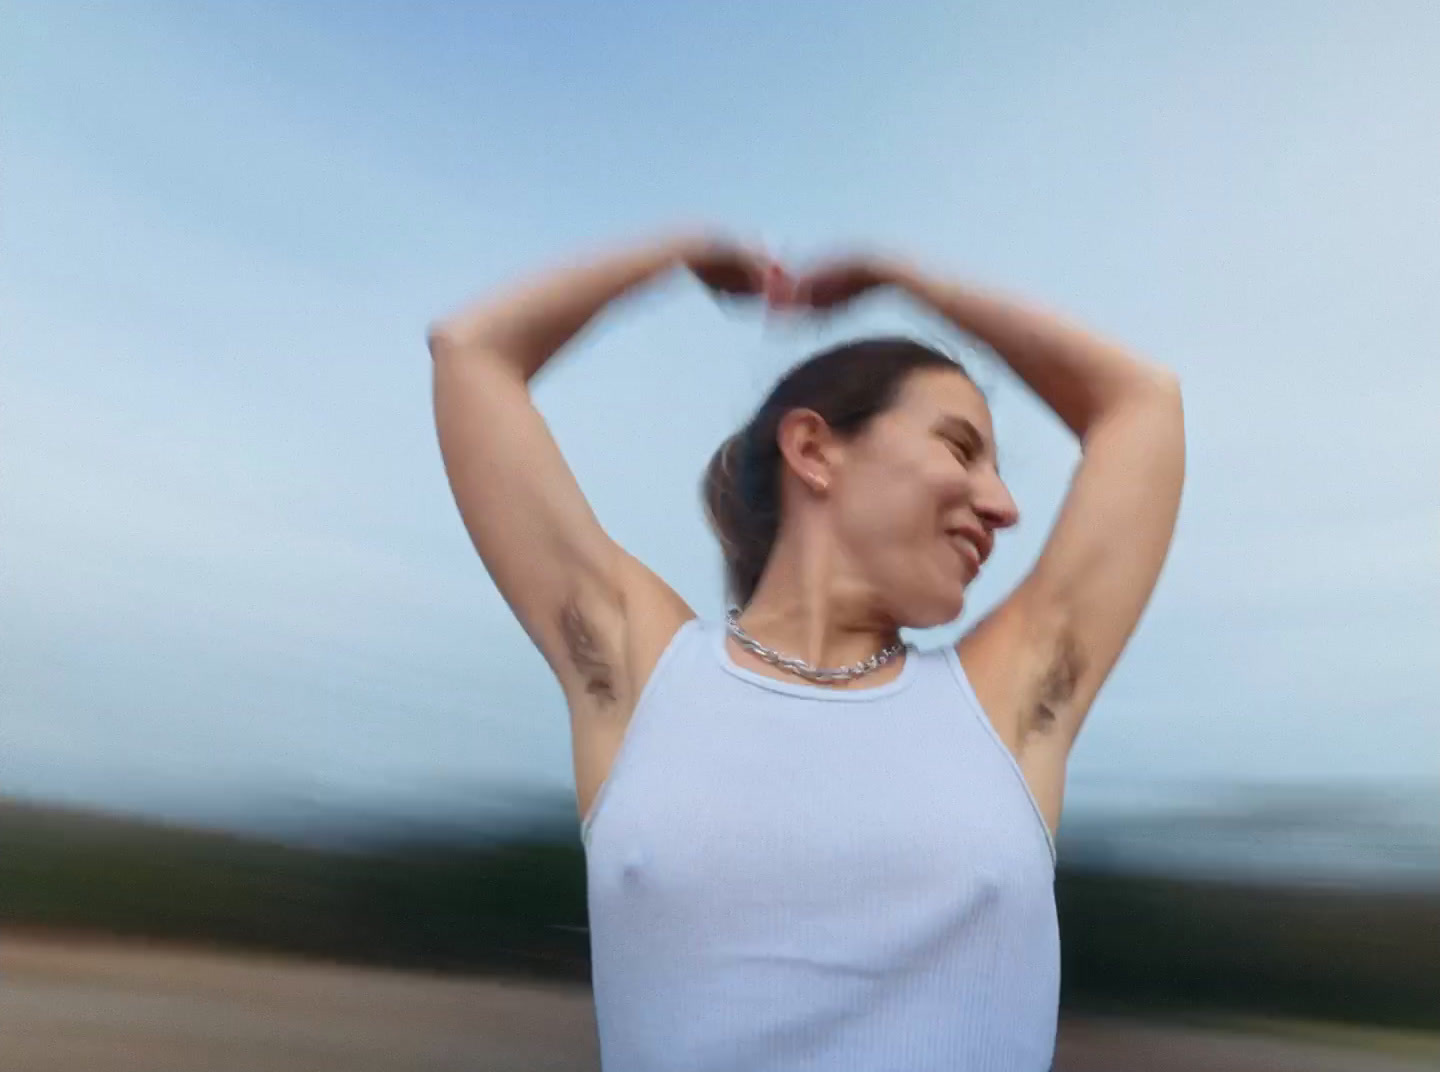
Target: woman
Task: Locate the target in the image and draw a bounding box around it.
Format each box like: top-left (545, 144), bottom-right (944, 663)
top-left (428, 235), bottom-right (1184, 1071)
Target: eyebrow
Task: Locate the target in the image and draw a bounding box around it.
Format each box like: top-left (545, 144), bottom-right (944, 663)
top-left (934, 415), bottom-right (1001, 476)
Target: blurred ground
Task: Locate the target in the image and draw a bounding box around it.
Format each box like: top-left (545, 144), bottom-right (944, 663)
top-left (3, 934), bottom-right (1435, 1072)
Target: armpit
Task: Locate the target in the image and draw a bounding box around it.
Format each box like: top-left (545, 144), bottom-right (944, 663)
top-left (1032, 631), bottom-right (1085, 734)
top-left (558, 595), bottom-right (618, 705)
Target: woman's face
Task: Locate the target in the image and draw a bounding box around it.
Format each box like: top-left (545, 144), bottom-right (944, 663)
top-left (830, 368), bottom-right (1019, 628)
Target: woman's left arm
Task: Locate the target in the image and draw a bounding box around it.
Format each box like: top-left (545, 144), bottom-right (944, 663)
top-left (886, 262), bottom-right (1186, 752)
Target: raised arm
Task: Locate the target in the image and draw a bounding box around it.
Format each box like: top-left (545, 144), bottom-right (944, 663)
top-left (427, 235), bottom-right (775, 712)
top-left (904, 269), bottom-right (1183, 830)
top-left (903, 271), bottom-right (1182, 803)
top-left (799, 257), bottom-right (1184, 782)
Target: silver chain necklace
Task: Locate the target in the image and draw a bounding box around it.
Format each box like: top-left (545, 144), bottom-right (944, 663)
top-left (725, 608), bottom-right (906, 685)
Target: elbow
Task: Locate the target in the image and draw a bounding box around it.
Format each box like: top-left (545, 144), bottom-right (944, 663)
top-left (1143, 367), bottom-right (1186, 480)
top-left (1083, 363), bottom-right (1181, 432)
top-left (427, 318), bottom-right (519, 375)
top-left (427, 320), bottom-right (499, 369)
top-left (1083, 365), bottom-right (1184, 454)
top-left (1135, 361), bottom-right (1181, 402)
top-left (427, 321), bottom-right (462, 361)
top-left (1153, 364), bottom-right (1182, 401)
top-left (1127, 364), bottom-right (1183, 424)
top-left (1152, 366), bottom-right (1184, 428)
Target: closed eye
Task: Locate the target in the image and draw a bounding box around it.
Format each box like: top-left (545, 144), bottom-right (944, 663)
top-left (933, 415), bottom-right (992, 470)
top-left (942, 434), bottom-right (979, 465)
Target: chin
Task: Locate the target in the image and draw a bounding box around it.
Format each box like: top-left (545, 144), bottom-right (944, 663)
top-left (899, 586), bottom-right (968, 630)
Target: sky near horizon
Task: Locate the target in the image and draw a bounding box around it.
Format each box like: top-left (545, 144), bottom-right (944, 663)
top-left (3, 1), bottom-right (1437, 827)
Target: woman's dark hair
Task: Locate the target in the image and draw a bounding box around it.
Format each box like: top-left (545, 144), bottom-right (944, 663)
top-left (703, 336), bottom-right (969, 607)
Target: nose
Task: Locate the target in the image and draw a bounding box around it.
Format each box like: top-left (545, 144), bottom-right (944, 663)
top-left (974, 471), bottom-right (1019, 531)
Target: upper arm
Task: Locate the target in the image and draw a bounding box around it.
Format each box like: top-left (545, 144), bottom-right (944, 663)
top-left (430, 346), bottom-right (633, 694)
top-left (963, 370), bottom-right (1184, 750)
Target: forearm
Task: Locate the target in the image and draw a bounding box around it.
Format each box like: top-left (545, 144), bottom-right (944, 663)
top-left (428, 237), bottom-right (690, 381)
top-left (884, 262), bottom-right (1176, 439)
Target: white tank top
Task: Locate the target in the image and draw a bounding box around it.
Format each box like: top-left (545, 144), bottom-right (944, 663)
top-left (582, 619), bottom-right (1059, 1071)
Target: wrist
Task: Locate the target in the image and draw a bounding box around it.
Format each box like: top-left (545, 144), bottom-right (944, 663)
top-left (869, 255), bottom-right (928, 294)
top-left (652, 231), bottom-right (718, 272)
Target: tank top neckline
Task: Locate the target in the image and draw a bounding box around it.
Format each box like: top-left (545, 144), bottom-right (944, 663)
top-left (708, 619), bottom-right (922, 702)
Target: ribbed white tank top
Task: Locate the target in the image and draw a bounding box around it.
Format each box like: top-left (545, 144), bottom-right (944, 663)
top-left (583, 618), bottom-right (1059, 1071)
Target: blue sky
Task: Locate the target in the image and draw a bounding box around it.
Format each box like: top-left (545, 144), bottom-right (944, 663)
top-left (3, 1), bottom-right (1436, 827)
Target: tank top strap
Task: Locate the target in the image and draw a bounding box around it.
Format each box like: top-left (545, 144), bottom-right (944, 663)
top-left (938, 641), bottom-right (1059, 867)
top-left (580, 616), bottom-right (706, 844)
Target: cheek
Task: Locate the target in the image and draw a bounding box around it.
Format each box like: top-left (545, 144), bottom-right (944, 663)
top-left (909, 455), bottom-right (971, 524)
top-left (931, 460), bottom-right (972, 505)
top-left (845, 457), bottom-right (956, 542)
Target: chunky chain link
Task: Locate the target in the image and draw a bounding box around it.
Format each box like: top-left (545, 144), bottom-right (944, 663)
top-left (725, 608), bottom-right (905, 685)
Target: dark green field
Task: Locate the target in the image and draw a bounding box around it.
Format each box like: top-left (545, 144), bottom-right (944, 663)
top-left (3, 798), bottom-right (1436, 1031)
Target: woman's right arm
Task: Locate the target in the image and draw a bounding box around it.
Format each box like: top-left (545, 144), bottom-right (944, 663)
top-left (427, 236), bottom-right (768, 707)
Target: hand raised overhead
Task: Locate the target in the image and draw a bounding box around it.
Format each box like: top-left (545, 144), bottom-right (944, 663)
top-left (792, 255), bottom-right (892, 312)
top-left (682, 240), bottom-right (796, 306)
top-left (682, 240), bottom-right (893, 314)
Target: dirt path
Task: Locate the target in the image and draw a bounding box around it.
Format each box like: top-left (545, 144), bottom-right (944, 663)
top-left (1054, 1016), bottom-right (1437, 1072)
top-left (1, 935), bottom-right (597, 1072)
top-left (3, 935), bottom-right (1433, 1071)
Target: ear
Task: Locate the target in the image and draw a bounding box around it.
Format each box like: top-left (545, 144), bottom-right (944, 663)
top-left (775, 409), bottom-right (839, 494)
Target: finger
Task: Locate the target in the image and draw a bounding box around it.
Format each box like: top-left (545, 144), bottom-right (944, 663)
top-left (727, 250), bottom-right (762, 295)
top-left (791, 274), bottom-right (814, 307)
top-left (762, 262), bottom-right (794, 307)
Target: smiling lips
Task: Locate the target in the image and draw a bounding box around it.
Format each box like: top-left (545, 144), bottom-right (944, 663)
top-left (946, 527), bottom-right (991, 576)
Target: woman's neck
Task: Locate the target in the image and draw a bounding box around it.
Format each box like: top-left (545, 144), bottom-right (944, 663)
top-left (739, 532), bottom-right (900, 669)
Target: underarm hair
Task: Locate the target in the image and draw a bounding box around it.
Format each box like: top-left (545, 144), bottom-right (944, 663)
top-left (558, 595), bottom-right (618, 705)
top-left (1033, 632), bottom-right (1084, 733)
